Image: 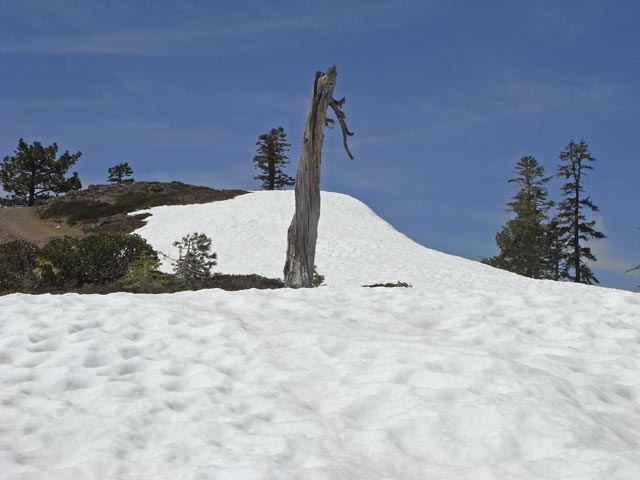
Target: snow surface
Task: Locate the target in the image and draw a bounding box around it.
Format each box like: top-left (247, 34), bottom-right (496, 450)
top-left (1, 190), bottom-right (640, 479)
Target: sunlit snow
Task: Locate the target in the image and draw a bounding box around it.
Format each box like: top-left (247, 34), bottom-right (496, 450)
top-left (1, 191), bottom-right (639, 479)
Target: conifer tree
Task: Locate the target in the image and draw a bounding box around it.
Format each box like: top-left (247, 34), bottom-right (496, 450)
top-left (107, 162), bottom-right (134, 183)
top-left (172, 232), bottom-right (217, 284)
top-left (544, 216), bottom-right (565, 281)
top-left (483, 156), bottom-right (552, 278)
top-left (555, 139), bottom-right (605, 284)
top-left (253, 127), bottom-right (294, 190)
top-left (0, 139), bottom-right (82, 206)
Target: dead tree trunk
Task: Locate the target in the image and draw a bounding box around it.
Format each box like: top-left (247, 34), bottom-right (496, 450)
top-left (283, 65), bottom-right (354, 288)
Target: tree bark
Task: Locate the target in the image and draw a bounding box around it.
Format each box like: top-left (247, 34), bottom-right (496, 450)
top-left (283, 65), bottom-right (353, 288)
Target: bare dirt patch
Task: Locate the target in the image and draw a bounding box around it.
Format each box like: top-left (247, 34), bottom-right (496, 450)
top-left (0, 207), bottom-right (84, 246)
top-left (1, 182), bottom-right (248, 244)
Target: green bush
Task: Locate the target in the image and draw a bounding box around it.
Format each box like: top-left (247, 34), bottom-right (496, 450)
top-left (0, 241), bottom-right (40, 293)
top-left (0, 234), bottom-right (283, 295)
top-left (40, 234), bottom-right (158, 287)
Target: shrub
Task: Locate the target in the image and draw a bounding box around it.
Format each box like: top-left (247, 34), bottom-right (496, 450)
top-left (40, 234), bottom-right (158, 287)
top-left (0, 240), bottom-right (40, 293)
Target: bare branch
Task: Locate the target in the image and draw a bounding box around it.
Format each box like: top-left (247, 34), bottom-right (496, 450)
top-left (328, 97), bottom-right (354, 160)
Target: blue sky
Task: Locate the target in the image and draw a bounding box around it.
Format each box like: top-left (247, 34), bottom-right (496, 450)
top-left (1, 0), bottom-right (639, 290)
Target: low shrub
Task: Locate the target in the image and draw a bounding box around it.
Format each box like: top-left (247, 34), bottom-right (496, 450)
top-left (0, 240), bottom-right (40, 293)
top-left (0, 234), bottom-right (283, 295)
top-left (39, 234), bottom-right (158, 288)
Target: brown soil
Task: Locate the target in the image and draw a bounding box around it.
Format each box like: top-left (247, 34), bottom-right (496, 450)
top-left (0, 207), bottom-right (85, 246)
top-left (2, 182), bottom-right (248, 244)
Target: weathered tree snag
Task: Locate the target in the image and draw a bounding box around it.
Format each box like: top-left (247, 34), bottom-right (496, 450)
top-left (283, 65), bottom-right (354, 288)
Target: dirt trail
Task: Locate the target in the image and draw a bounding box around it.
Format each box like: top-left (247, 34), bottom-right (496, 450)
top-left (0, 207), bottom-right (84, 246)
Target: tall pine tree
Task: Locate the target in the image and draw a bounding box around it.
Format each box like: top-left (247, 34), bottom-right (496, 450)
top-left (253, 127), bottom-right (294, 190)
top-left (555, 139), bottom-right (605, 284)
top-left (483, 156), bottom-right (553, 278)
top-left (544, 216), bottom-right (565, 281)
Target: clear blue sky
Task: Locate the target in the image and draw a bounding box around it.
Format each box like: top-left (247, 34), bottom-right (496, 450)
top-left (1, 0), bottom-right (639, 290)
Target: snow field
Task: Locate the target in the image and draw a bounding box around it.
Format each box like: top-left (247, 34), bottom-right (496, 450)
top-left (1, 190), bottom-right (639, 479)
top-left (133, 190), bottom-right (526, 289)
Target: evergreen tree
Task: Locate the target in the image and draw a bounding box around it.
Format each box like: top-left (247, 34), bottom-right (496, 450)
top-left (555, 139), bottom-right (605, 284)
top-left (0, 139), bottom-right (82, 206)
top-left (544, 216), bottom-right (565, 281)
top-left (172, 232), bottom-right (217, 284)
top-left (108, 162), bottom-right (134, 183)
top-left (253, 127), bottom-right (294, 190)
top-left (65, 172), bottom-right (82, 192)
top-left (483, 156), bottom-right (552, 278)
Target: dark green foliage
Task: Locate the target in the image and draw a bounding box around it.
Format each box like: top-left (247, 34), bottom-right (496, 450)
top-left (253, 127), bottom-right (294, 190)
top-left (65, 172), bottom-right (82, 191)
top-left (0, 138), bottom-right (82, 206)
top-left (172, 232), bottom-right (218, 284)
top-left (40, 199), bottom-right (121, 224)
top-left (107, 162), bottom-right (134, 183)
top-left (39, 234), bottom-right (157, 288)
top-left (544, 217), bottom-right (565, 281)
top-left (0, 241), bottom-right (40, 293)
top-left (364, 281), bottom-right (412, 288)
top-left (0, 235), bottom-right (283, 295)
top-left (483, 156), bottom-right (553, 278)
top-left (555, 139), bottom-right (605, 284)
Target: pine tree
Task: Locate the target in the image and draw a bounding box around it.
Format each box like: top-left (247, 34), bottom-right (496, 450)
top-left (107, 162), bottom-right (134, 183)
top-left (555, 139), bottom-right (605, 284)
top-left (544, 216), bottom-right (565, 281)
top-left (483, 156), bottom-right (552, 278)
top-left (172, 232), bottom-right (217, 284)
top-left (0, 139), bottom-right (82, 206)
top-left (253, 127), bottom-right (294, 190)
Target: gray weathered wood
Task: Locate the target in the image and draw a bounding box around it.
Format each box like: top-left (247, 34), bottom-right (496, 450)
top-left (283, 65), bottom-right (353, 288)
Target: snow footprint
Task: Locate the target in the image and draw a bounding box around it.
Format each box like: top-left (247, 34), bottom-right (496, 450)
top-left (117, 358), bottom-right (146, 375)
top-left (318, 336), bottom-right (348, 357)
top-left (83, 351), bottom-right (110, 368)
top-left (119, 345), bottom-right (142, 360)
top-left (26, 339), bottom-right (59, 353)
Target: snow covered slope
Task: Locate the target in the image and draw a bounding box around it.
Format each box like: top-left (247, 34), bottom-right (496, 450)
top-left (134, 190), bottom-right (526, 289)
top-left (1, 191), bottom-right (640, 480)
